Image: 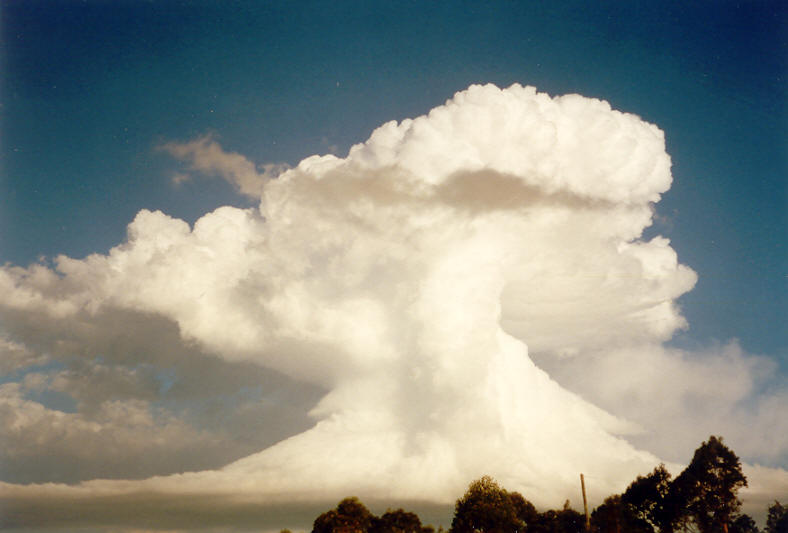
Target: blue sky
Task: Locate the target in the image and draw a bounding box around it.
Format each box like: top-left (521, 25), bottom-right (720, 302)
top-left (0, 1), bottom-right (786, 529)
top-left (3, 1), bottom-right (783, 358)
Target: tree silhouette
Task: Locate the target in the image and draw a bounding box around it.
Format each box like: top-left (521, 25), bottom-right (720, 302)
top-left (590, 494), bottom-right (650, 533)
top-left (621, 464), bottom-right (678, 532)
top-left (451, 476), bottom-right (532, 533)
top-left (766, 502), bottom-right (788, 533)
top-left (313, 497), bottom-right (375, 533)
top-left (372, 508), bottom-right (427, 533)
top-left (509, 491), bottom-right (539, 527)
top-left (672, 436), bottom-right (747, 533)
top-left (729, 513), bottom-right (759, 533)
top-left (530, 506), bottom-right (585, 533)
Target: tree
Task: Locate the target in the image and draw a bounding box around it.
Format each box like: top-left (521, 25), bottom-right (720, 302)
top-left (729, 514), bottom-right (760, 533)
top-left (672, 436), bottom-right (748, 533)
top-left (590, 495), bottom-right (650, 533)
top-left (451, 476), bottom-right (530, 533)
top-left (766, 502), bottom-right (788, 533)
top-left (621, 464), bottom-right (678, 532)
top-left (529, 507), bottom-right (585, 533)
top-left (372, 509), bottom-right (427, 533)
top-left (313, 497), bottom-right (375, 533)
top-left (510, 491), bottom-right (539, 527)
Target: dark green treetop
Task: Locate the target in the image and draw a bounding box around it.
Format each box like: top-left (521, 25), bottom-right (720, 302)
top-left (451, 476), bottom-right (535, 533)
top-left (672, 436), bottom-right (748, 533)
top-left (372, 508), bottom-right (428, 533)
top-left (729, 513), bottom-right (760, 533)
top-left (313, 497), bottom-right (375, 533)
top-left (590, 494), bottom-right (651, 533)
top-left (621, 463), bottom-right (677, 532)
top-left (766, 501), bottom-right (788, 533)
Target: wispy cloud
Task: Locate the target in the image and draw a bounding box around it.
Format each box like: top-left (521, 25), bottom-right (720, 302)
top-left (158, 134), bottom-right (288, 198)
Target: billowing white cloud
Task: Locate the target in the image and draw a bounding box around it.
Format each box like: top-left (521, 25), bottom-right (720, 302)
top-left (158, 134), bottom-right (289, 198)
top-left (0, 83), bottom-right (785, 526)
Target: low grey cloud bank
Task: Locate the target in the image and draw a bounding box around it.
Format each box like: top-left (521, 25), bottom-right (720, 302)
top-left (0, 84), bottom-right (785, 528)
top-left (0, 306), bottom-right (322, 484)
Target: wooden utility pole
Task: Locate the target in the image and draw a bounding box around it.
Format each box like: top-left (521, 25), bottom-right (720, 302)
top-left (580, 473), bottom-right (590, 532)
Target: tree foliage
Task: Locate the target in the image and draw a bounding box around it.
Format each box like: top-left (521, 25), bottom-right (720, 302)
top-left (372, 508), bottom-right (427, 533)
top-left (450, 476), bottom-right (529, 533)
top-left (766, 502), bottom-right (788, 533)
top-left (450, 476), bottom-right (592, 533)
top-left (313, 497), bottom-right (375, 533)
top-left (620, 464), bottom-right (677, 532)
top-left (529, 507), bottom-right (585, 533)
top-left (729, 513), bottom-right (760, 533)
top-left (590, 494), bottom-right (650, 533)
top-left (509, 490), bottom-right (539, 527)
top-left (673, 436), bottom-right (748, 533)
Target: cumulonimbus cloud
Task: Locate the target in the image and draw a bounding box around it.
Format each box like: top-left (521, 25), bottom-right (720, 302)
top-left (0, 84), bottom-right (785, 526)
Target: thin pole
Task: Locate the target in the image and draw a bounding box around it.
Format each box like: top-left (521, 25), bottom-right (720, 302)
top-left (580, 473), bottom-right (590, 532)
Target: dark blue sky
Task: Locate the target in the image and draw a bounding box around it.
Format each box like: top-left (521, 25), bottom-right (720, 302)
top-left (1, 0), bottom-right (785, 359)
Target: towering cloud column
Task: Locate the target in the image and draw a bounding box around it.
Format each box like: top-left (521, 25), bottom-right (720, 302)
top-left (199, 84), bottom-right (696, 504)
top-left (0, 84), bottom-right (704, 507)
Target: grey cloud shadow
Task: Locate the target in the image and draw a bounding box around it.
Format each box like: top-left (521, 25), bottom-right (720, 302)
top-left (434, 170), bottom-right (617, 213)
top-left (299, 165), bottom-right (618, 213)
top-left (0, 491), bottom-right (453, 532)
top-left (0, 305), bottom-right (325, 484)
